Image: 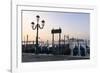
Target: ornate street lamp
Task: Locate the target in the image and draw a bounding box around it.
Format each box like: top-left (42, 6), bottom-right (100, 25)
top-left (31, 15), bottom-right (45, 54)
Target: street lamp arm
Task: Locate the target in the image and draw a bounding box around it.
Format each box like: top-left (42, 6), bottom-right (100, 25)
top-left (39, 20), bottom-right (45, 29)
top-left (32, 25), bottom-right (37, 30)
top-left (38, 24), bottom-right (44, 29)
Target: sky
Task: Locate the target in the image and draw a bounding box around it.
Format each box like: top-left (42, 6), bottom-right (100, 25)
top-left (22, 10), bottom-right (90, 43)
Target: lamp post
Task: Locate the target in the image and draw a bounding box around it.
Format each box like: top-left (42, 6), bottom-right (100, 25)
top-left (31, 15), bottom-right (45, 54)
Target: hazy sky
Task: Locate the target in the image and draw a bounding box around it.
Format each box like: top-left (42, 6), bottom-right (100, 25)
top-left (22, 10), bottom-right (90, 43)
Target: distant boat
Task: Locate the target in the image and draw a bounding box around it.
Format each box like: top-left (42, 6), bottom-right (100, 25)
top-left (73, 45), bottom-right (79, 56)
top-left (80, 45), bottom-right (85, 56)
